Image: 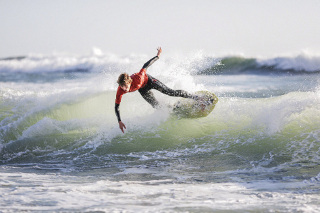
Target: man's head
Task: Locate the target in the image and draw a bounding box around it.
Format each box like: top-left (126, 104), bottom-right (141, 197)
top-left (117, 73), bottom-right (132, 92)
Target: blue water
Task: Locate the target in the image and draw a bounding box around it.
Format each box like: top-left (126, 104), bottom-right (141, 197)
top-left (0, 52), bottom-right (320, 212)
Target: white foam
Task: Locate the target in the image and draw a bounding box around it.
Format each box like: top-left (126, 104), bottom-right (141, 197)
top-left (0, 170), bottom-right (319, 212)
top-left (258, 51), bottom-right (320, 72)
top-left (2, 50), bottom-right (320, 74)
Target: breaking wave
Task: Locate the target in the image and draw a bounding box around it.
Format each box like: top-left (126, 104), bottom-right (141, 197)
top-left (1, 51), bottom-right (320, 75)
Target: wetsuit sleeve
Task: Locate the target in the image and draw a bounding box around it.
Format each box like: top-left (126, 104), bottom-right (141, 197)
top-left (142, 56), bottom-right (159, 70)
top-left (115, 103), bottom-right (121, 122)
top-left (115, 87), bottom-right (124, 121)
top-left (115, 86), bottom-right (124, 105)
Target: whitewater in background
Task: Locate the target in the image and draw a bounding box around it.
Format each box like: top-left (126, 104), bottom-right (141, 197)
top-left (0, 50), bottom-right (320, 212)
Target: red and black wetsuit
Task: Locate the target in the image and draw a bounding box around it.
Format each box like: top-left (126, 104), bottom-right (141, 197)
top-left (115, 56), bottom-right (195, 122)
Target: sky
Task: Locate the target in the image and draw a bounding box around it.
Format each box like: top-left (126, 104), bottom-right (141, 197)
top-left (1, 0), bottom-right (320, 58)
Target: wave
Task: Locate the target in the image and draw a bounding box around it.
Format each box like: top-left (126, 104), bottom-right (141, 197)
top-left (198, 53), bottom-right (320, 75)
top-left (0, 51), bottom-right (140, 74)
top-left (1, 89), bottom-right (319, 176)
top-left (1, 51), bottom-right (320, 76)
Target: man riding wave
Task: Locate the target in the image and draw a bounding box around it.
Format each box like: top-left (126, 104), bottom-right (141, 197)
top-left (115, 47), bottom-right (198, 133)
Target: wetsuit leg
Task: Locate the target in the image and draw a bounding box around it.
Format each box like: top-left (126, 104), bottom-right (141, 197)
top-left (139, 90), bottom-right (160, 108)
top-left (138, 81), bottom-right (160, 108)
top-left (147, 75), bottom-right (196, 99)
top-left (139, 75), bottom-right (197, 108)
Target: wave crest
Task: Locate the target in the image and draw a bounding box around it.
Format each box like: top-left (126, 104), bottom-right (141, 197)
top-left (198, 52), bottom-right (320, 75)
top-left (1, 51), bottom-right (320, 75)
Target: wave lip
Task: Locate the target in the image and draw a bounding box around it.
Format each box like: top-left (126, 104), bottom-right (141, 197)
top-left (0, 51), bottom-right (130, 74)
top-left (198, 53), bottom-right (320, 75)
top-left (258, 53), bottom-right (320, 73)
top-left (1, 51), bottom-right (320, 75)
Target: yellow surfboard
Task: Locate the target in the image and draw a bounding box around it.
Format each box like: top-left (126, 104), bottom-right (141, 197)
top-left (172, 91), bottom-right (218, 118)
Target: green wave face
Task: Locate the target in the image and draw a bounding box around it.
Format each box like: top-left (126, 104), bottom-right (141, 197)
top-left (1, 90), bottom-right (319, 179)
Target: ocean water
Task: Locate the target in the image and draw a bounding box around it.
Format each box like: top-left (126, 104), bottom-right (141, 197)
top-left (0, 51), bottom-right (320, 212)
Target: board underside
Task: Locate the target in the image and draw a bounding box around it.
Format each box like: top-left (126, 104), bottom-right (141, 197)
top-left (172, 91), bottom-right (218, 118)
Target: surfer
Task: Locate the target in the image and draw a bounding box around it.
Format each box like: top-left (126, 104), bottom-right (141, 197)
top-left (115, 47), bottom-right (198, 133)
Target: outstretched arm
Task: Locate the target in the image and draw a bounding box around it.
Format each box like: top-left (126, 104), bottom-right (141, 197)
top-left (115, 103), bottom-right (121, 122)
top-left (142, 47), bottom-right (162, 69)
top-left (115, 103), bottom-right (126, 133)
